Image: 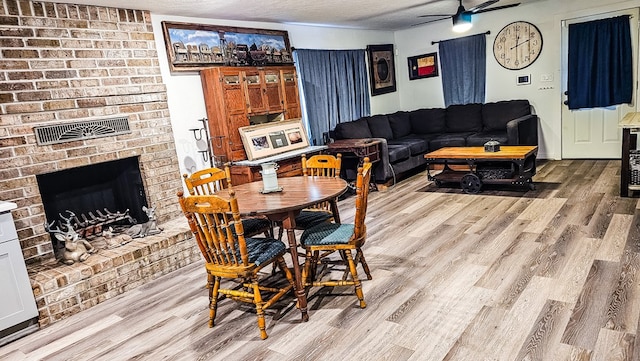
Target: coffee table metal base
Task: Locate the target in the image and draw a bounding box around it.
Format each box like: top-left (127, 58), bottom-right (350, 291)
top-left (424, 146), bottom-right (538, 193)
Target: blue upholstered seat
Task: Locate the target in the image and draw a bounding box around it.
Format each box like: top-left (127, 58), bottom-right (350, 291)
top-left (244, 237), bottom-right (286, 266)
top-left (295, 210), bottom-right (334, 230)
top-left (300, 223), bottom-right (355, 246)
top-left (235, 218), bottom-right (271, 237)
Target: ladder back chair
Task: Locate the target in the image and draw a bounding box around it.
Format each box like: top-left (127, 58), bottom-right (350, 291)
top-left (178, 191), bottom-right (294, 340)
top-left (290, 154), bottom-right (343, 234)
top-left (183, 166), bottom-right (273, 238)
top-left (300, 158), bottom-right (373, 309)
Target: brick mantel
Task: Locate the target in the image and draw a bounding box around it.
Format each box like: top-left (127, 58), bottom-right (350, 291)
top-left (0, 0), bottom-right (195, 328)
top-left (0, 0), bottom-right (183, 264)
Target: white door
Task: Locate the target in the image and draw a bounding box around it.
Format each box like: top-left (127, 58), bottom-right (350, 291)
top-left (561, 9), bottom-right (638, 159)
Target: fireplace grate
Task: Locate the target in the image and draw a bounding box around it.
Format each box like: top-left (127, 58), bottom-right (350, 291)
top-left (34, 116), bottom-right (131, 145)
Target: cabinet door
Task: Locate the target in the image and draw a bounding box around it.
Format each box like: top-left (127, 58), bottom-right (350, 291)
top-left (263, 69), bottom-right (284, 113)
top-left (281, 68), bottom-right (301, 119)
top-left (244, 69), bottom-right (267, 114)
top-left (220, 70), bottom-right (250, 160)
top-left (0, 239), bottom-right (38, 331)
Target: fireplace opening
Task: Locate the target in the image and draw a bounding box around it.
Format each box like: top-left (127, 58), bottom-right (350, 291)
top-left (37, 157), bottom-right (148, 251)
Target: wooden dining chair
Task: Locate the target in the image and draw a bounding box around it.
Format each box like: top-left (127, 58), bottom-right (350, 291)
top-left (178, 191), bottom-right (294, 340)
top-left (300, 158), bottom-right (373, 309)
top-left (183, 166), bottom-right (273, 238)
top-left (301, 153), bottom-right (342, 222)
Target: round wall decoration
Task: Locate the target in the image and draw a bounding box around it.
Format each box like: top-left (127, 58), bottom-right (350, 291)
top-left (493, 21), bottom-right (543, 70)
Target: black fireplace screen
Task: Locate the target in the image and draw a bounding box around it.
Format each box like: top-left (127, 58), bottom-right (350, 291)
top-left (37, 157), bottom-right (148, 244)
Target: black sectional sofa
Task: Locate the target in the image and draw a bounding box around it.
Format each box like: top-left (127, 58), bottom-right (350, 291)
top-left (332, 99), bottom-right (538, 183)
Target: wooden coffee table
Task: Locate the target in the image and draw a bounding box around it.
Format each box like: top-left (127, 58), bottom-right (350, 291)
top-left (424, 146), bottom-right (538, 193)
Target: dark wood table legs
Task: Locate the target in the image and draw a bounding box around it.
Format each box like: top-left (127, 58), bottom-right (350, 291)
top-left (269, 210), bottom-right (309, 322)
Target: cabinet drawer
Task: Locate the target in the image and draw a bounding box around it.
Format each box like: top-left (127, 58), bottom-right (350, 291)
top-left (0, 212), bottom-right (18, 244)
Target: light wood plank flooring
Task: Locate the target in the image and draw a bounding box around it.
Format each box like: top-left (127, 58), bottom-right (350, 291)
top-left (3, 159), bottom-right (640, 361)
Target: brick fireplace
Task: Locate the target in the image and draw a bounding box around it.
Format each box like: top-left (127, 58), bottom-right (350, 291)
top-left (0, 0), bottom-right (200, 328)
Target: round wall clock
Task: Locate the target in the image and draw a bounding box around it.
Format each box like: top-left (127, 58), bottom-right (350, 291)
top-left (493, 21), bottom-right (543, 70)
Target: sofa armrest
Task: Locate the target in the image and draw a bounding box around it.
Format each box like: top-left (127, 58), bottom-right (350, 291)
top-left (506, 114), bottom-right (538, 145)
top-left (371, 137), bottom-right (391, 182)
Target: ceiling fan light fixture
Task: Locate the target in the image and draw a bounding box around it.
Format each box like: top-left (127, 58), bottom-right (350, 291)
top-left (452, 12), bottom-right (472, 33)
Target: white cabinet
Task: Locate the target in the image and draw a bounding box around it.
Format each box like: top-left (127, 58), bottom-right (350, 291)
top-left (0, 202), bottom-right (38, 346)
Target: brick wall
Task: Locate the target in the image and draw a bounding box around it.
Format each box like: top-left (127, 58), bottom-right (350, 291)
top-left (0, 0), bottom-right (184, 265)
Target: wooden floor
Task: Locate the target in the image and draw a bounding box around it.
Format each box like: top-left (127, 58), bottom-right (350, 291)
top-left (3, 159), bottom-right (640, 361)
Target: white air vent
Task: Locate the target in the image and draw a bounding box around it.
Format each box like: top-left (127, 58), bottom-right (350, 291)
top-left (34, 116), bottom-right (131, 145)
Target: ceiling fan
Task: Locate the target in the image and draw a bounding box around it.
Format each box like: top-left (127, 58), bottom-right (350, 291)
top-left (415, 0), bottom-right (520, 32)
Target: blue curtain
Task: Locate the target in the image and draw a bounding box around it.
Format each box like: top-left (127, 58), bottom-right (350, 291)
top-left (294, 49), bottom-right (370, 145)
top-left (567, 15), bottom-right (632, 110)
top-left (439, 33), bottom-right (486, 106)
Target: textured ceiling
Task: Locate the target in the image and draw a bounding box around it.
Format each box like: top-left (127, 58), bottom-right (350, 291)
top-left (45, 0), bottom-right (542, 30)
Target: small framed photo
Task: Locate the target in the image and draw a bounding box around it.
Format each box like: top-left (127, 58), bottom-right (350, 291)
top-left (239, 119), bottom-right (310, 160)
top-left (408, 52), bottom-right (438, 80)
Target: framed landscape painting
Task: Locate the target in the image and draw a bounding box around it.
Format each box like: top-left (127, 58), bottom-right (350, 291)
top-left (161, 21), bottom-right (293, 72)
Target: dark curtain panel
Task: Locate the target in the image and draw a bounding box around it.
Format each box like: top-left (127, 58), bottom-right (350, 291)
top-left (567, 15), bottom-right (632, 110)
top-left (294, 49), bottom-right (370, 145)
top-left (439, 33), bottom-right (486, 107)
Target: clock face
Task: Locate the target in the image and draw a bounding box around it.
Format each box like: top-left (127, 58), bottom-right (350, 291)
top-left (493, 21), bottom-right (543, 70)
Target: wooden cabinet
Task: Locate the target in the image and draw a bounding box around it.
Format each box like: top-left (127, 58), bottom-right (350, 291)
top-left (281, 68), bottom-right (301, 119)
top-left (0, 202), bottom-right (39, 344)
top-left (201, 65), bottom-right (301, 163)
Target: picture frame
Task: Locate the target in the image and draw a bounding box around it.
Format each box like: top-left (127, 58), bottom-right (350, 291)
top-left (238, 119), bottom-right (310, 160)
top-left (160, 21), bottom-right (293, 72)
top-left (367, 44), bottom-right (396, 96)
top-left (408, 52), bottom-right (439, 80)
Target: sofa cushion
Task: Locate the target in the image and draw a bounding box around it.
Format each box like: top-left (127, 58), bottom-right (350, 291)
top-left (410, 108), bottom-right (446, 134)
top-left (482, 100), bottom-right (531, 131)
top-left (334, 118), bottom-right (372, 139)
top-left (446, 103), bottom-right (483, 132)
top-left (388, 137), bottom-right (429, 156)
top-left (387, 145), bottom-right (411, 163)
top-left (367, 115), bottom-right (394, 140)
top-left (388, 111), bottom-right (412, 138)
top-left (466, 131), bottom-right (509, 146)
top-left (429, 133), bottom-right (473, 150)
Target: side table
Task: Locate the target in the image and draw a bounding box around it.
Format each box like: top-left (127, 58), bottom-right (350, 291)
top-left (326, 139), bottom-right (381, 189)
top-left (326, 139), bottom-right (381, 166)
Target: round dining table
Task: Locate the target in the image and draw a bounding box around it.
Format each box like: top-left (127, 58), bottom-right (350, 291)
top-left (225, 176), bottom-right (348, 321)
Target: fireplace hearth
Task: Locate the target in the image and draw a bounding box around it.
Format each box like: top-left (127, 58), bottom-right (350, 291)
top-left (37, 157), bottom-right (148, 252)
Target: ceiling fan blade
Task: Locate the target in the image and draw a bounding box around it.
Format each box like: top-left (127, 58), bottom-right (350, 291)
top-left (411, 17), bottom-right (451, 27)
top-left (418, 13), bottom-right (455, 18)
top-left (472, 2), bottom-right (520, 14)
top-left (466, 0), bottom-right (499, 13)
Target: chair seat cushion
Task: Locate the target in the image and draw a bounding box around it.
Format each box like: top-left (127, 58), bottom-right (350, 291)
top-left (300, 223), bottom-right (355, 246)
top-left (245, 237), bottom-right (286, 266)
top-left (295, 210), bottom-right (333, 229)
top-left (239, 217), bottom-right (271, 236)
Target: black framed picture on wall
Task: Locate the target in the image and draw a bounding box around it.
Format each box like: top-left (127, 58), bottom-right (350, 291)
top-left (367, 44), bottom-right (396, 96)
top-left (408, 52), bottom-right (438, 80)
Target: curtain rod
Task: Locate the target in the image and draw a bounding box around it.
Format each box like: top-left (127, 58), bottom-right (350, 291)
top-left (431, 31), bottom-right (490, 45)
